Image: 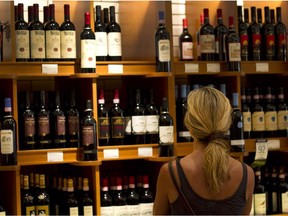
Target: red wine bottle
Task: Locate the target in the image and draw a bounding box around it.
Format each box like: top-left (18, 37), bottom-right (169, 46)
top-left (15, 3), bottom-right (30, 62)
top-left (214, 9), bottom-right (228, 61)
top-left (95, 5), bottom-right (108, 61)
top-left (27, 6), bottom-right (34, 27)
top-left (113, 177), bottom-right (127, 213)
top-left (253, 168), bottom-right (266, 215)
top-left (241, 87), bottom-right (252, 139)
top-left (67, 90), bottom-right (80, 148)
top-left (64, 179), bottom-right (79, 216)
top-left (21, 175), bottom-right (36, 215)
top-left (237, 6), bottom-right (248, 61)
top-left (126, 176), bottom-right (140, 215)
top-left (264, 87), bottom-right (277, 138)
top-left (179, 18), bottom-right (193, 61)
top-left (196, 13), bottom-right (204, 60)
top-left (275, 7), bottom-right (287, 61)
top-left (248, 7), bottom-right (261, 61)
top-left (103, 8), bottom-right (109, 27)
top-left (43, 6), bottom-right (50, 28)
top-left (257, 8), bottom-right (263, 28)
top-left (244, 8), bottom-right (249, 26)
top-left (251, 87), bottom-right (265, 139)
top-left (53, 91), bottom-right (66, 148)
top-left (270, 9), bottom-right (276, 25)
top-left (277, 87), bottom-right (288, 137)
top-left (80, 178), bottom-right (94, 215)
top-left (80, 12), bottom-right (96, 73)
top-left (139, 175), bottom-right (154, 215)
top-left (100, 177), bottom-right (113, 215)
top-left (98, 89), bottom-right (110, 146)
top-left (35, 174), bottom-right (50, 216)
top-left (278, 171), bottom-right (288, 213)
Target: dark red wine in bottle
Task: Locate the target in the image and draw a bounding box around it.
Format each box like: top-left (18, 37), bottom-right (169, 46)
top-left (27, 6), bottom-right (34, 27)
top-left (270, 9), bottom-right (275, 25)
top-left (43, 6), bottom-right (50, 28)
top-left (277, 87), bottom-right (288, 137)
top-left (67, 90), bottom-right (80, 148)
top-left (253, 168), bottom-right (266, 215)
top-left (238, 6), bottom-right (248, 61)
top-left (60, 4), bottom-right (76, 61)
top-left (275, 7), bottom-right (287, 61)
top-left (63, 179), bottom-right (79, 215)
top-left (248, 7), bottom-right (261, 61)
top-left (80, 12), bottom-right (96, 73)
top-left (126, 176), bottom-right (140, 215)
top-left (35, 174), bottom-right (50, 216)
top-left (179, 18), bottom-right (193, 61)
top-left (15, 3), bottom-right (30, 62)
top-left (241, 88), bottom-right (252, 139)
top-left (251, 87), bottom-right (265, 139)
top-left (53, 91), bottom-right (66, 148)
top-left (278, 170), bottom-right (288, 213)
top-left (214, 9), bottom-right (228, 61)
top-left (257, 8), bottom-right (263, 28)
top-left (244, 8), bottom-right (249, 26)
top-left (113, 177), bottom-right (127, 213)
top-left (196, 13), bottom-right (204, 60)
top-left (98, 89), bottom-right (110, 146)
top-left (100, 177), bottom-right (113, 215)
top-left (103, 8), bottom-right (109, 27)
top-left (264, 87), bottom-right (277, 138)
top-left (21, 175), bottom-right (36, 215)
top-left (139, 175), bottom-right (154, 215)
top-left (95, 5), bottom-right (108, 61)
top-left (80, 178), bottom-right (94, 215)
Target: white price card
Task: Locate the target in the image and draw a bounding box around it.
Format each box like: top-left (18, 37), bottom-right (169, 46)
top-left (268, 139), bottom-right (280, 149)
top-left (47, 151), bottom-right (63, 162)
top-left (42, 64), bottom-right (58, 74)
top-left (207, 63), bottom-right (220, 73)
top-left (185, 63), bottom-right (199, 73)
top-left (103, 148), bottom-right (119, 159)
top-left (108, 64), bottom-right (123, 74)
top-left (255, 140), bottom-right (268, 161)
top-left (138, 147), bottom-right (153, 157)
top-left (256, 63), bottom-right (269, 72)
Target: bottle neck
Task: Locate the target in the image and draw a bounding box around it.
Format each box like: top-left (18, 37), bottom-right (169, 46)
top-left (18, 4), bottom-right (24, 21)
top-left (64, 5), bottom-right (70, 21)
top-left (85, 12), bottom-right (91, 28)
top-left (33, 4), bottom-right (40, 21)
top-left (49, 4), bottom-right (56, 21)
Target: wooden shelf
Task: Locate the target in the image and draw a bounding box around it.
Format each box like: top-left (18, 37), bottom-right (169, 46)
top-left (240, 61), bottom-right (288, 74)
top-left (72, 160), bottom-right (102, 166)
top-left (0, 165), bottom-right (19, 171)
top-left (145, 156), bottom-right (177, 162)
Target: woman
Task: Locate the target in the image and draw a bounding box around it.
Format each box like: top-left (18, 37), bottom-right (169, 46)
top-left (153, 86), bottom-right (254, 215)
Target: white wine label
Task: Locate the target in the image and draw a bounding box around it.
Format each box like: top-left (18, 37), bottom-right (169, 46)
top-left (228, 43), bottom-right (241, 62)
top-left (100, 206), bottom-right (114, 216)
top-left (159, 126), bottom-right (173, 143)
top-left (131, 116), bottom-right (146, 134)
top-left (181, 42), bottom-right (193, 59)
top-left (69, 207), bottom-right (79, 216)
top-left (200, 35), bottom-right (215, 53)
top-left (30, 30), bottom-right (45, 59)
top-left (95, 32), bottom-right (108, 56)
top-left (113, 205), bottom-right (127, 216)
top-left (254, 193), bottom-right (266, 215)
top-left (45, 30), bottom-right (61, 58)
top-left (60, 30), bottom-right (76, 59)
top-left (158, 39), bottom-right (171, 62)
top-left (15, 30), bottom-right (30, 59)
top-left (145, 115), bottom-right (159, 133)
top-left (243, 112), bottom-right (252, 132)
top-left (140, 203), bottom-right (153, 216)
top-left (83, 206), bottom-right (93, 216)
top-left (265, 111), bottom-right (277, 131)
top-left (81, 39), bottom-right (96, 69)
top-left (252, 111), bottom-right (265, 131)
top-left (0, 129), bottom-right (14, 154)
top-left (108, 32), bottom-right (122, 56)
top-left (281, 191), bottom-right (288, 213)
top-left (277, 110), bottom-right (288, 130)
top-left (127, 205), bottom-right (140, 215)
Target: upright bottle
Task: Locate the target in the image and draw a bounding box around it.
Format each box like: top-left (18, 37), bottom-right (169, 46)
top-left (248, 7), bottom-right (261, 61)
top-left (124, 90), bottom-right (133, 145)
top-left (103, 8), bottom-right (109, 27)
top-left (158, 97), bottom-right (174, 157)
top-left (21, 175), bottom-right (36, 216)
top-left (95, 5), bottom-right (108, 61)
top-left (196, 13), bottom-right (204, 60)
top-left (80, 178), bottom-right (94, 216)
top-left (214, 9), bottom-right (228, 61)
top-left (244, 8), bottom-right (249, 26)
top-left (53, 91), bottom-right (66, 148)
top-left (277, 87), bottom-right (288, 137)
top-left (139, 175), bottom-right (154, 216)
top-left (98, 89), bottom-right (110, 146)
top-left (15, 3), bottom-right (30, 62)
top-left (127, 176), bottom-right (140, 215)
top-left (269, 169), bottom-right (279, 214)
top-left (254, 168), bottom-right (266, 215)
top-left (275, 7), bottom-right (287, 61)
top-left (80, 12), bottom-right (96, 73)
top-left (241, 88), bottom-right (252, 139)
top-left (200, 8), bottom-right (215, 61)
top-left (264, 87), bottom-right (277, 138)
top-left (29, 4), bottom-right (45, 61)
top-left (251, 87), bottom-right (265, 138)
top-left (60, 4), bottom-right (76, 61)
top-left (35, 174), bottom-right (50, 216)
top-left (64, 179), bottom-right (79, 216)
top-left (155, 11), bottom-right (171, 72)
top-left (81, 99), bottom-right (97, 161)
top-left (1, 98), bottom-right (17, 166)
top-left (67, 90), bottom-right (80, 148)
top-left (100, 177), bottom-right (114, 215)
top-left (107, 6), bottom-right (122, 61)
top-left (237, 6), bottom-right (249, 61)
top-left (43, 6), bottom-right (50, 28)
top-left (113, 177), bottom-right (127, 215)
top-left (179, 18), bottom-right (193, 61)
top-left (27, 6), bottom-right (34, 27)
top-left (278, 170), bottom-right (288, 213)
top-left (257, 8), bottom-right (263, 28)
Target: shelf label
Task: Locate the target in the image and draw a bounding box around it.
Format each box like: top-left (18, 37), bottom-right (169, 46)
top-left (42, 64), bottom-right (58, 74)
top-left (185, 63), bottom-right (199, 73)
top-left (47, 151), bottom-right (63, 162)
top-left (207, 63), bottom-right (220, 73)
top-left (138, 147), bottom-right (153, 157)
top-left (268, 139), bottom-right (280, 149)
top-left (108, 64), bottom-right (123, 74)
top-left (256, 63), bottom-right (269, 72)
top-left (103, 148), bottom-right (119, 159)
top-left (255, 140), bottom-right (268, 161)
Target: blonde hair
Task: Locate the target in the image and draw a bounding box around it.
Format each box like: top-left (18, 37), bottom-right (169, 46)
top-left (184, 86), bottom-right (232, 194)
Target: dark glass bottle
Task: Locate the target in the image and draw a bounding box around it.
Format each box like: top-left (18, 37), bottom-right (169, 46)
top-left (126, 176), bottom-right (140, 215)
top-left (0, 98), bottom-right (17, 166)
top-left (100, 177), bottom-right (114, 215)
top-left (107, 6), bottom-right (122, 61)
top-left (14, 5), bottom-right (18, 22)
top-left (103, 8), bottom-right (109, 27)
top-left (80, 178), bottom-right (94, 216)
top-left (60, 4), bottom-right (76, 61)
top-left (64, 179), bottom-right (79, 216)
top-left (277, 87), bottom-right (288, 137)
top-left (67, 90), bottom-right (80, 148)
top-left (21, 175), bottom-right (36, 216)
top-left (241, 88), bottom-right (252, 139)
top-left (27, 6), bottom-right (34, 27)
top-left (251, 87), bottom-right (265, 139)
top-left (80, 12), bottom-right (96, 73)
top-left (257, 8), bottom-right (263, 28)
top-left (15, 3), bottom-right (30, 62)
top-left (269, 169), bottom-right (279, 214)
top-left (225, 16), bottom-right (241, 72)
top-left (244, 8), bottom-right (249, 26)
top-left (43, 6), bottom-right (50, 28)
top-left (238, 6), bottom-right (248, 61)
top-left (139, 175), bottom-right (154, 215)
top-left (270, 9), bottom-right (275, 25)
top-left (159, 97), bottom-right (174, 157)
top-left (35, 174), bottom-right (50, 216)
top-left (278, 170), bottom-right (288, 213)
top-left (29, 4), bottom-right (45, 61)
top-left (179, 18), bottom-right (193, 61)
top-left (109, 89), bottom-right (125, 145)
top-left (155, 11), bottom-right (171, 72)
top-left (248, 7), bottom-right (261, 61)
top-left (214, 9), bottom-right (228, 61)
top-left (98, 89), bottom-right (110, 146)
top-left (53, 91), bottom-right (66, 148)
top-left (124, 90), bottom-right (133, 145)
top-left (113, 177), bottom-right (127, 214)
top-left (196, 13), bottom-right (204, 60)
top-left (264, 87), bottom-right (277, 138)
top-left (95, 5), bottom-right (108, 61)
top-left (131, 89), bottom-right (146, 144)
top-left (253, 168), bottom-right (266, 215)
top-left (80, 99), bottom-right (97, 161)
top-left (275, 7), bottom-right (287, 61)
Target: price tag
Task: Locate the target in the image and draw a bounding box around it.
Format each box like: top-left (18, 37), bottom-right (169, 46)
top-left (103, 148), bottom-right (119, 159)
top-left (47, 151), bottom-right (63, 162)
top-left (42, 64), bottom-right (58, 74)
top-left (138, 147), bottom-right (153, 157)
top-left (207, 63), bottom-right (220, 73)
top-left (108, 64), bottom-right (123, 74)
top-left (255, 140), bottom-right (268, 161)
top-left (268, 139), bottom-right (280, 149)
top-left (256, 63), bottom-right (269, 72)
top-left (185, 63), bottom-right (199, 73)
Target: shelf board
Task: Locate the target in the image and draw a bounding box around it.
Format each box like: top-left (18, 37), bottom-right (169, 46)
top-left (145, 156), bottom-right (177, 162)
top-left (72, 160), bottom-right (102, 166)
top-left (0, 165), bottom-right (19, 171)
top-left (241, 61), bottom-right (288, 74)
top-left (244, 137), bottom-right (288, 153)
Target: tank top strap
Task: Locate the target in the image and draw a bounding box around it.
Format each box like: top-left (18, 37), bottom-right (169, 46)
top-left (175, 159), bottom-right (194, 196)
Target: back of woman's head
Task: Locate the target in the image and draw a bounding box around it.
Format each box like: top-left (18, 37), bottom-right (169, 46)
top-left (184, 86), bottom-right (232, 194)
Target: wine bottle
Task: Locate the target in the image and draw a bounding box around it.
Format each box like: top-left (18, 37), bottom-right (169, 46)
top-left (14, 5), bottom-right (18, 22)
top-left (179, 18), bottom-right (193, 61)
top-left (196, 13), bottom-right (204, 60)
top-left (278, 170), bottom-right (288, 213)
top-left (113, 177), bottom-right (127, 214)
top-left (109, 89), bottom-right (125, 145)
top-left (248, 7), bottom-right (261, 61)
top-left (34, 174), bottom-right (40, 198)
top-left (63, 179), bottom-right (79, 216)
top-left (67, 90), bottom-right (80, 148)
top-left (237, 6), bottom-right (249, 61)
top-left (155, 11), bottom-right (171, 72)
top-left (95, 5), bottom-right (108, 61)
top-left (21, 175), bottom-right (36, 216)
top-left (124, 90), bottom-right (133, 145)
top-left (200, 8), bottom-right (215, 61)
top-left (214, 9), bottom-right (228, 61)
top-left (103, 8), bottom-right (109, 27)
top-left (139, 175), bottom-right (154, 216)
top-left (159, 97), bottom-right (174, 157)
top-left (80, 12), bottom-right (96, 73)
top-left (254, 168), bottom-right (266, 215)
top-left (100, 177), bottom-right (114, 215)
top-left (107, 6), bottom-right (122, 61)
top-left (251, 87), bottom-right (265, 139)
top-left (277, 87), bottom-right (288, 137)
top-left (53, 91), bottom-right (66, 148)
top-left (264, 87), bottom-right (277, 138)
top-left (0, 98), bottom-right (17, 166)
top-left (269, 169), bottom-right (279, 214)
top-left (27, 6), bottom-right (34, 27)
top-left (29, 4), bottom-right (45, 61)
top-left (271, 9), bottom-right (276, 25)
top-left (225, 16), bottom-right (241, 72)
top-left (80, 178), bottom-right (94, 216)
top-left (15, 3), bottom-right (30, 62)
top-left (98, 89), bottom-right (110, 146)
top-left (241, 88), bottom-right (252, 139)
top-left (257, 8), bottom-right (263, 28)
top-left (80, 99), bottom-right (97, 161)
top-left (0, 204), bottom-right (5, 216)
top-left (60, 4), bottom-right (76, 61)
top-left (136, 175), bottom-right (143, 196)
top-left (131, 89), bottom-right (146, 144)
top-left (43, 6), bottom-right (50, 28)
top-left (275, 7), bottom-right (287, 61)
top-left (127, 176), bottom-right (140, 215)
top-left (230, 93), bottom-right (245, 152)
top-left (35, 174), bottom-right (50, 216)
top-left (244, 8), bottom-right (249, 26)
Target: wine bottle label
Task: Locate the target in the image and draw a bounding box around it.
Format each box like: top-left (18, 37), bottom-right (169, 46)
top-left (265, 34), bottom-right (275, 58)
top-left (30, 30), bottom-right (45, 59)
top-left (240, 34), bottom-right (248, 48)
top-left (113, 205), bottom-right (127, 216)
top-left (277, 33), bottom-right (286, 47)
top-left (132, 116), bottom-right (146, 134)
top-left (57, 116), bottom-right (66, 135)
top-left (265, 111), bottom-right (277, 131)
top-left (68, 116), bottom-right (79, 135)
top-left (252, 34), bottom-right (261, 55)
top-left (83, 206), bottom-right (93, 216)
top-left (111, 116), bottom-right (125, 138)
top-left (99, 116), bottom-right (110, 139)
top-left (24, 117), bottom-right (35, 137)
top-left (0, 211), bottom-right (6, 216)
top-left (252, 111), bottom-right (265, 131)
top-left (200, 35), bottom-right (215, 53)
top-left (243, 112), bottom-right (252, 132)
top-left (100, 206), bottom-right (114, 216)
top-left (81, 39), bottom-right (96, 69)
top-left (277, 110), bottom-right (288, 130)
top-left (108, 32), bottom-right (122, 56)
top-left (15, 30), bottom-right (30, 59)
top-left (124, 116), bottom-right (132, 134)
top-left (45, 30), bottom-right (61, 58)
top-left (146, 115), bottom-right (159, 134)
top-left (25, 206), bottom-right (36, 216)
top-left (0, 129), bottom-right (14, 154)
top-left (282, 191), bottom-right (288, 213)
top-left (36, 205), bottom-right (49, 216)
top-left (60, 30), bottom-right (76, 59)
top-left (159, 126), bottom-right (173, 143)
top-left (69, 207), bottom-right (79, 216)
top-left (139, 203), bottom-right (153, 216)
top-left (38, 116), bottom-right (50, 136)
top-left (95, 32), bottom-right (108, 56)
top-left (181, 42), bottom-right (193, 59)
top-left (254, 193), bottom-right (266, 215)
top-left (158, 39), bottom-right (170, 62)
top-left (272, 192), bottom-right (277, 212)
top-left (82, 126), bottom-right (95, 146)
top-left (228, 43), bottom-right (241, 62)
top-left (127, 205), bottom-right (140, 215)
